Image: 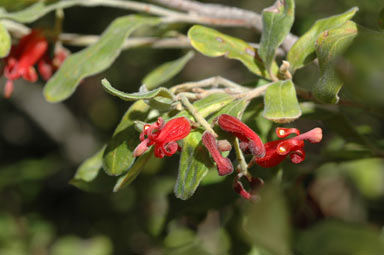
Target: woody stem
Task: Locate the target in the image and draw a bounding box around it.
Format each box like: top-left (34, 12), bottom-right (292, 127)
top-left (179, 94), bottom-right (218, 137)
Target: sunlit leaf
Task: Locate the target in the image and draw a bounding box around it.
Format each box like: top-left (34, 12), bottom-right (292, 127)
top-left (103, 100), bottom-right (150, 176)
top-left (263, 80), bottom-right (301, 123)
top-left (287, 7), bottom-right (358, 72)
top-left (314, 21), bottom-right (358, 104)
top-left (102, 78), bottom-right (173, 101)
top-left (142, 51), bottom-right (195, 90)
top-left (44, 15), bottom-right (160, 102)
top-left (0, 22), bottom-right (11, 57)
top-left (188, 25), bottom-right (274, 78)
top-left (259, 0), bottom-right (295, 72)
top-left (297, 221), bottom-right (384, 255)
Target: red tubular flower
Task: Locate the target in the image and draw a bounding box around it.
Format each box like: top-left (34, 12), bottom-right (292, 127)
top-left (133, 117), bottom-right (191, 158)
top-left (2, 30), bottom-right (69, 98)
top-left (218, 114), bottom-right (265, 158)
top-left (233, 174), bottom-right (264, 200)
top-left (255, 127), bottom-right (323, 168)
top-left (202, 131), bottom-right (233, 176)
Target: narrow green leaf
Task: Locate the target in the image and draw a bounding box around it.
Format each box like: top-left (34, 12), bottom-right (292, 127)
top-left (102, 78), bottom-right (173, 101)
top-left (263, 80), bottom-right (301, 123)
top-left (142, 51), bottom-right (195, 90)
top-left (44, 15), bottom-right (160, 102)
top-left (314, 21), bottom-right (358, 104)
top-left (175, 131), bottom-right (214, 200)
top-left (103, 100), bottom-right (150, 176)
top-left (259, 0), bottom-right (295, 72)
top-left (113, 148), bottom-right (153, 192)
top-left (287, 7), bottom-right (358, 72)
top-left (74, 146), bottom-right (105, 182)
top-left (0, 1), bottom-right (81, 23)
top-left (175, 99), bottom-right (247, 200)
top-left (188, 25), bottom-right (271, 78)
top-left (0, 22), bottom-right (11, 57)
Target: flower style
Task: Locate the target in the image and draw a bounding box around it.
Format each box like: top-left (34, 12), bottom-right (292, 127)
top-left (2, 30), bottom-right (69, 98)
top-left (255, 127), bottom-right (323, 168)
top-left (218, 114), bottom-right (266, 158)
top-left (202, 131), bottom-right (233, 176)
top-left (133, 117), bottom-right (191, 158)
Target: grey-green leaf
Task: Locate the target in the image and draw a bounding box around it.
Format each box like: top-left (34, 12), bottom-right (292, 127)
top-left (101, 78), bottom-right (173, 101)
top-left (142, 51), bottom-right (195, 90)
top-left (287, 7), bottom-right (358, 72)
top-left (113, 148), bottom-right (153, 192)
top-left (259, 0), bottom-right (295, 72)
top-left (44, 15), bottom-right (160, 102)
top-left (0, 22), bottom-right (11, 57)
top-left (103, 100), bottom-right (150, 176)
top-left (188, 25), bottom-right (272, 78)
top-left (314, 21), bottom-right (358, 104)
top-left (263, 79), bottom-right (301, 123)
top-left (74, 146), bottom-right (106, 182)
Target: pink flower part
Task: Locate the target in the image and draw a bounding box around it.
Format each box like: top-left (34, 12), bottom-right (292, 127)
top-left (218, 114), bottom-right (265, 158)
top-left (255, 127), bottom-right (322, 168)
top-left (233, 174), bottom-right (264, 200)
top-left (202, 131), bottom-right (233, 176)
top-left (133, 117), bottom-right (191, 158)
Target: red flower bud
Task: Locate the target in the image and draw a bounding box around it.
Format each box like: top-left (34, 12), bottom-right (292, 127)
top-left (202, 131), bottom-right (233, 176)
top-left (218, 114), bottom-right (265, 158)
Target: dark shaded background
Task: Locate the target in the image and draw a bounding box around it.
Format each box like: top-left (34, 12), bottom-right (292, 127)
top-left (1, 0), bottom-right (384, 254)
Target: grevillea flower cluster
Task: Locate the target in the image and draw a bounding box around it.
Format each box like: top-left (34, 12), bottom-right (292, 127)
top-left (133, 114), bottom-right (322, 200)
top-left (1, 29), bottom-right (69, 98)
top-left (133, 117), bottom-right (191, 158)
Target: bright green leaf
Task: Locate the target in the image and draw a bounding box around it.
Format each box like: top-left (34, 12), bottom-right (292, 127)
top-left (102, 78), bottom-right (173, 101)
top-left (263, 80), bottom-right (301, 123)
top-left (44, 15), bottom-right (160, 102)
top-left (314, 21), bottom-right (358, 104)
top-left (188, 25), bottom-right (271, 78)
top-left (0, 22), bottom-right (11, 58)
top-left (103, 100), bottom-right (150, 176)
top-left (287, 7), bottom-right (358, 72)
top-left (142, 51), bottom-right (195, 90)
top-left (259, 0), bottom-right (295, 72)
top-left (73, 146), bottom-right (105, 182)
top-left (113, 148), bottom-right (153, 192)
top-left (297, 221), bottom-right (384, 255)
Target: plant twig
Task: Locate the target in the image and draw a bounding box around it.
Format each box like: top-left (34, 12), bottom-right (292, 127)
top-left (233, 138), bottom-right (251, 178)
top-left (179, 94), bottom-right (218, 137)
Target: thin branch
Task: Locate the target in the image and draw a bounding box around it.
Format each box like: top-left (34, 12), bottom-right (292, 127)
top-left (151, 0), bottom-right (298, 51)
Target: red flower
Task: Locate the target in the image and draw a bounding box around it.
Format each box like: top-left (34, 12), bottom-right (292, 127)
top-left (2, 30), bottom-right (69, 98)
top-left (202, 131), bottom-right (233, 176)
top-left (133, 117), bottom-right (191, 158)
top-left (255, 127), bottom-right (323, 168)
top-left (218, 114), bottom-right (265, 158)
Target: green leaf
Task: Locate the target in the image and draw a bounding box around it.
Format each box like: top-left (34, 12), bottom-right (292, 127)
top-left (297, 221), bottom-right (384, 255)
top-left (188, 25), bottom-right (270, 78)
top-left (263, 80), bottom-right (301, 123)
top-left (73, 146), bottom-right (105, 182)
top-left (0, 22), bottom-right (11, 58)
top-left (314, 21), bottom-right (358, 104)
top-left (175, 131), bottom-right (214, 200)
top-left (113, 148), bottom-right (153, 192)
top-left (379, 8), bottom-right (384, 30)
top-left (103, 100), bottom-right (150, 176)
top-left (142, 51), bottom-right (195, 90)
top-left (175, 99), bottom-right (247, 200)
top-left (102, 78), bottom-right (173, 101)
top-left (259, 0), bottom-right (295, 72)
top-left (287, 7), bottom-right (358, 72)
top-left (44, 15), bottom-right (160, 102)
